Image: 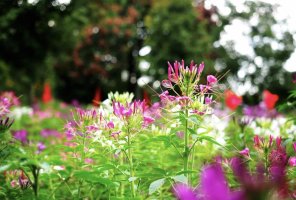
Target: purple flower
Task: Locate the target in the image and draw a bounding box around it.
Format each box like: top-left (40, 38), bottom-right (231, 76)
top-left (239, 148), bottom-right (249, 157)
top-left (288, 157), bottom-right (296, 167)
top-left (13, 130), bottom-right (28, 144)
top-left (86, 125), bottom-right (99, 133)
top-left (40, 129), bottom-right (59, 138)
top-left (199, 164), bottom-right (233, 200)
top-left (293, 142), bottom-right (296, 153)
top-left (37, 142), bottom-right (46, 153)
top-left (198, 84), bottom-right (211, 94)
top-left (173, 184), bottom-right (197, 200)
top-left (207, 75), bottom-right (217, 85)
top-left (205, 97), bottom-right (212, 105)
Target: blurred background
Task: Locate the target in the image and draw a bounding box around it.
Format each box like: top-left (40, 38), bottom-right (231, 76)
top-left (0, 0), bottom-right (295, 105)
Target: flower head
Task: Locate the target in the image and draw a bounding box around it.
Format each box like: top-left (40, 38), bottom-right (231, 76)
top-left (42, 82), bottom-right (53, 103)
top-left (37, 142), bottom-right (46, 153)
top-left (239, 148), bottom-right (250, 157)
top-left (288, 157), bottom-right (296, 167)
top-left (225, 90), bottom-right (242, 110)
top-left (13, 130), bottom-right (28, 144)
top-left (173, 184), bottom-right (197, 200)
top-left (263, 90), bottom-right (279, 110)
top-left (207, 75), bottom-right (217, 85)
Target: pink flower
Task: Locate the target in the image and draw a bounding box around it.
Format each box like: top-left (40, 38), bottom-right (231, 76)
top-left (239, 148), bottom-right (250, 157)
top-left (176, 131), bottom-right (184, 139)
top-left (269, 135), bottom-right (273, 148)
top-left (107, 121), bottom-right (114, 129)
top-left (289, 157), bottom-right (296, 167)
top-left (143, 116), bottom-right (155, 126)
top-left (254, 135), bottom-right (262, 147)
top-left (10, 180), bottom-right (17, 188)
top-left (168, 61), bottom-right (180, 83)
top-left (84, 158), bottom-right (93, 164)
top-left (198, 62), bottom-right (204, 76)
top-left (111, 131), bottom-right (121, 138)
top-left (207, 75), bottom-right (217, 85)
top-left (177, 96), bottom-right (191, 107)
top-left (162, 79), bottom-right (173, 88)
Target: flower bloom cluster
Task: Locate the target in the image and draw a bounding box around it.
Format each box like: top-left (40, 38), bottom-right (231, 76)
top-left (160, 60), bottom-right (218, 116)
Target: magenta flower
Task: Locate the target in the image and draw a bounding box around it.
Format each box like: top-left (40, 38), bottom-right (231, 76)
top-left (13, 130), bottom-right (28, 144)
top-left (293, 142), bottom-right (296, 153)
top-left (168, 61), bottom-right (180, 83)
top-left (0, 97), bottom-right (10, 118)
top-left (159, 91), bottom-right (176, 103)
top-left (207, 75), bottom-right (217, 85)
top-left (239, 148), bottom-right (250, 157)
top-left (198, 84), bottom-right (211, 94)
top-left (205, 97), bottom-right (212, 105)
top-left (143, 116), bottom-right (155, 127)
top-left (173, 164), bottom-right (243, 200)
top-left (254, 135), bottom-right (263, 147)
top-left (107, 121), bottom-right (115, 129)
top-left (288, 157), bottom-right (296, 167)
top-left (86, 125), bottom-right (99, 133)
top-left (173, 184), bottom-right (197, 200)
top-left (198, 62), bottom-right (204, 76)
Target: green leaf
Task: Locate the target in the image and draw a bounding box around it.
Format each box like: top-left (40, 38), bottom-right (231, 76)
top-left (73, 170), bottom-right (115, 187)
top-left (149, 178), bottom-right (166, 195)
top-left (187, 128), bottom-right (196, 135)
top-left (199, 136), bottom-right (223, 147)
top-left (0, 164), bottom-right (11, 172)
top-left (171, 174), bottom-right (188, 184)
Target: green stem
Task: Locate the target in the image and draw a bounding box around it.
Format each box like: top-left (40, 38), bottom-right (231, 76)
top-left (184, 108), bottom-right (189, 178)
top-left (183, 85), bottom-right (190, 183)
top-left (120, 153), bottom-right (125, 197)
top-left (127, 127), bottom-right (136, 198)
top-left (78, 133), bottom-right (87, 199)
top-left (31, 165), bottom-right (40, 199)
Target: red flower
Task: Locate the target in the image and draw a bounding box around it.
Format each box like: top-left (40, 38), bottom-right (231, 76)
top-left (225, 90), bottom-right (242, 110)
top-left (42, 82), bottom-right (52, 103)
top-left (263, 90), bottom-right (279, 110)
top-left (93, 88), bottom-right (101, 107)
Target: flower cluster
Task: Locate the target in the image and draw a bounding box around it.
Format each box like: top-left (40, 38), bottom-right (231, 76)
top-left (160, 60), bottom-right (218, 116)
